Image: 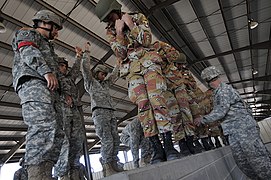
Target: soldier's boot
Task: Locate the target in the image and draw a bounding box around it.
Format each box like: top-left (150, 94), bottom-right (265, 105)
top-left (70, 168), bottom-right (80, 180)
top-left (222, 135), bottom-right (230, 146)
top-left (28, 161), bottom-right (54, 180)
top-left (194, 139), bottom-right (204, 153)
top-left (104, 162), bottom-right (118, 177)
top-left (208, 136), bottom-right (215, 149)
top-left (214, 136), bottom-right (222, 148)
top-left (60, 174), bottom-right (70, 180)
top-left (201, 137), bottom-right (212, 151)
top-left (179, 138), bottom-right (191, 156)
top-left (161, 131), bottom-right (179, 161)
top-left (186, 136), bottom-right (196, 154)
top-left (111, 160), bottom-right (124, 172)
top-left (149, 135), bottom-right (166, 164)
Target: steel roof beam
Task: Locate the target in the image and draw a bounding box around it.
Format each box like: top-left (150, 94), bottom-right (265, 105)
top-left (193, 40), bottom-right (271, 64)
top-left (229, 74), bottom-right (271, 84)
top-left (147, 0), bottom-right (181, 16)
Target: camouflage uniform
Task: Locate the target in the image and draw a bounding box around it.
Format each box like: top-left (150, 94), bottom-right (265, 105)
top-left (13, 168), bottom-right (28, 180)
top-left (81, 51), bottom-right (120, 164)
top-left (120, 117), bottom-right (152, 168)
top-left (107, 13), bottom-right (173, 137)
top-left (55, 57), bottom-right (84, 177)
top-left (12, 28), bottom-right (64, 167)
top-left (202, 82), bottom-right (271, 179)
top-left (153, 41), bottom-right (195, 141)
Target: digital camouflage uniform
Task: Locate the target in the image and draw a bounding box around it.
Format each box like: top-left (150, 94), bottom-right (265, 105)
top-left (120, 117), bottom-right (152, 168)
top-left (13, 168), bottom-right (28, 180)
top-left (81, 51), bottom-right (120, 164)
top-left (202, 82), bottom-right (271, 179)
top-left (107, 13), bottom-right (173, 137)
top-left (55, 57), bottom-right (84, 177)
top-left (12, 28), bottom-right (64, 167)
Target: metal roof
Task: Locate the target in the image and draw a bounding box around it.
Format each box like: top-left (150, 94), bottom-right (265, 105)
top-left (0, 0), bottom-right (270, 165)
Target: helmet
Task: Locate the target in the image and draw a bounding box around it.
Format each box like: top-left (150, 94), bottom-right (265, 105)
top-left (95, 0), bottom-right (122, 22)
top-left (32, 10), bottom-right (63, 30)
top-left (58, 57), bottom-right (68, 67)
top-left (173, 53), bottom-right (187, 64)
top-left (93, 64), bottom-right (109, 74)
top-left (201, 66), bottom-right (221, 82)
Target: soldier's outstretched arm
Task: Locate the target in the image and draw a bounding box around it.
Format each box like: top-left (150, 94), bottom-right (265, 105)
top-left (68, 46), bottom-right (83, 81)
top-left (105, 58), bottom-right (120, 84)
top-left (81, 42), bottom-right (94, 93)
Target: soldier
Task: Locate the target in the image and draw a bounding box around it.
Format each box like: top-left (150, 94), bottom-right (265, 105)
top-left (81, 42), bottom-right (123, 176)
top-left (13, 157), bottom-right (28, 180)
top-left (196, 66), bottom-right (271, 179)
top-left (54, 51), bottom-right (84, 179)
top-left (171, 56), bottom-right (198, 155)
top-left (12, 10), bottom-right (65, 179)
top-left (95, 0), bottom-right (179, 165)
top-left (120, 117), bottom-right (152, 168)
top-left (151, 41), bottom-right (195, 156)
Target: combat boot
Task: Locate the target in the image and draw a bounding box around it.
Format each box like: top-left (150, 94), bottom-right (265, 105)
top-left (186, 136), bottom-right (195, 154)
top-left (194, 139), bottom-right (204, 154)
top-left (201, 137), bottom-right (212, 151)
top-left (214, 136), bottom-right (222, 148)
top-left (161, 131), bottom-right (179, 161)
top-left (179, 138), bottom-right (191, 156)
top-left (28, 161), bottom-right (54, 180)
top-left (149, 135), bottom-right (166, 164)
top-left (111, 160), bottom-right (124, 172)
top-left (208, 136), bottom-right (215, 149)
top-left (104, 162), bottom-right (118, 177)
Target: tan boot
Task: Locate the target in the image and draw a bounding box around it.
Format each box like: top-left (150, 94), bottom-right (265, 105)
top-left (28, 161), bottom-right (54, 180)
top-left (104, 163), bottom-right (118, 177)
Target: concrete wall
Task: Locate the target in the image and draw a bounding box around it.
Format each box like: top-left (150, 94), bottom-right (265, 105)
top-left (102, 146), bottom-right (247, 180)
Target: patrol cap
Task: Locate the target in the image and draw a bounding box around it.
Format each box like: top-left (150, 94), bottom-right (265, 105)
top-left (93, 64), bottom-right (109, 74)
top-left (201, 66), bottom-right (221, 82)
top-left (173, 53), bottom-right (187, 64)
top-left (32, 10), bottom-right (63, 30)
top-left (95, 0), bottom-right (122, 22)
top-left (58, 57), bottom-right (68, 67)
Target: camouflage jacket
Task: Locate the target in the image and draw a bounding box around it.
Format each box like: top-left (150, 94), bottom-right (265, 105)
top-left (81, 52), bottom-right (119, 111)
top-left (202, 82), bottom-right (257, 135)
top-left (12, 28), bottom-right (67, 103)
